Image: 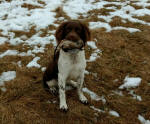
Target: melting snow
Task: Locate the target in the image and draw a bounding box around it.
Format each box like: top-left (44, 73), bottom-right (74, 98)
top-left (27, 57), bottom-right (41, 68)
top-left (63, 0), bottom-right (95, 19)
top-left (109, 110), bottom-right (120, 117)
top-left (1, 0), bottom-right (149, 47)
top-left (82, 87), bottom-right (106, 103)
top-left (82, 87), bottom-right (100, 101)
top-left (0, 37), bottom-right (8, 45)
top-left (90, 106), bottom-right (105, 113)
top-left (112, 27), bottom-right (141, 33)
top-left (87, 49), bottom-right (101, 62)
top-left (89, 1), bottom-right (150, 32)
top-left (0, 0), bottom-right (58, 56)
top-left (0, 50), bottom-right (35, 58)
top-left (138, 115), bottom-right (150, 124)
top-left (87, 41), bottom-right (97, 49)
top-left (17, 61), bottom-right (22, 67)
top-left (86, 41), bottom-right (102, 62)
top-left (89, 22), bottom-right (112, 32)
top-left (41, 67), bottom-right (46, 72)
top-left (0, 71), bottom-right (16, 91)
top-left (0, 0), bottom-right (149, 64)
top-left (129, 90), bottom-right (142, 101)
top-left (119, 76), bottom-right (142, 89)
top-left (0, 0), bottom-right (60, 32)
top-left (0, 50), bottom-right (19, 58)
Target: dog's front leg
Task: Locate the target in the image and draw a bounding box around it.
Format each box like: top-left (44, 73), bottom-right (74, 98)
top-left (58, 73), bottom-right (68, 111)
top-left (77, 72), bottom-right (88, 104)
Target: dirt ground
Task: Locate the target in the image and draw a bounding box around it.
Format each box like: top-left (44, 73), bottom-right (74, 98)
top-left (0, 1), bottom-right (150, 124)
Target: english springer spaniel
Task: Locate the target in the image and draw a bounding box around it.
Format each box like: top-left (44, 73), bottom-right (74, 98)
top-left (43, 20), bottom-right (91, 111)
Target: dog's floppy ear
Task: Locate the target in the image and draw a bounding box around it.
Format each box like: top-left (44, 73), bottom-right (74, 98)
top-left (80, 22), bottom-right (91, 44)
top-left (55, 22), bottom-right (68, 44)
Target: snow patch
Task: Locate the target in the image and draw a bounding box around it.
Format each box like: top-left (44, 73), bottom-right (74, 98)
top-left (87, 49), bottom-right (101, 62)
top-left (0, 71), bottom-right (16, 86)
top-left (89, 22), bottom-right (112, 32)
top-left (82, 87), bottom-right (106, 103)
top-left (0, 50), bottom-right (18, 58)
top-left (63, 0), bottom-right (95, 19)
top-left (138, 115), bottom-right (150, 124)
top-left (0, 50), bottom-right (34, 58)
top-left (82, 87), bottom-right (100, 101)
top-left (129, 90), bottom-right (142, 101)
top-left (90, 106), bottom-right (105, 113)
top-left (119, 76), bottom-right (142, 89)
top-left (0, 37), bottom-right (8, 45)
top-left (89, 22), bottom-right (141, 33)
top-left (112, 27), bottom-right (141, 33)
top-left (41, 67), bottom-right (46, 72)
top-left (17, 61), bottom-right (22, 67)
top-left (87, 41), bottom-right (97, 49)
top-left (109, 110), bottom-right (120, 117)
top-left (27, 57), bottom-right (41, 68)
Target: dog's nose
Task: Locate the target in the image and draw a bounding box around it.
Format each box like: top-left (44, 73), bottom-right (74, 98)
top-left (65, 32), bottom-right (80, 42)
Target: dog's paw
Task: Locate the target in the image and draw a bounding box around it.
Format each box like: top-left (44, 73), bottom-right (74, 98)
top-left (49, 87), bottom-right (58, 95)
top-left (60, 104), bottom-right (68, 112)
top-left (80, 99), bottom-right (88, 105)
top-left (79, 95), bottom-right (88, 105)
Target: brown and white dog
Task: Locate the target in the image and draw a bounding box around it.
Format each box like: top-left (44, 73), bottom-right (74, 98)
top-left (43, 20), bottom-right (91, 111)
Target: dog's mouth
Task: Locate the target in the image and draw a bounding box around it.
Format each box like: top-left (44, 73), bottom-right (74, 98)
top-left (61, 39), bottom-right (84, 53)
top-left (63, 48), bottom-right (81, 53)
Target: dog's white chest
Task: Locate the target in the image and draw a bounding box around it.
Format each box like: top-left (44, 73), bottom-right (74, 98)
top-left (58, 49), bottom-right (86, 81)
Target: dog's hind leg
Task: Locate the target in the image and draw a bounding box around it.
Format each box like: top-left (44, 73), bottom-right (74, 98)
top-left (46, 79), bottom-right (58, 95)
top-left (68, 80), bottom-right (78, 88)
top-left (47, 79), bottom-right (57, 87)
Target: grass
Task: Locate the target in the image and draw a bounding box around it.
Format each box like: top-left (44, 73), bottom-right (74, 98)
top-left (0, 1), bottom-right (150, 124)
top-left (21, 3), bottom-right (42, 10)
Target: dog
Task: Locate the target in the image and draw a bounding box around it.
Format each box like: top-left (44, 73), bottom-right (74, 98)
top-left (43, 20), bottom-right (91, 111)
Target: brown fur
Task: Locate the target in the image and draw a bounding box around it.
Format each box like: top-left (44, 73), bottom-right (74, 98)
top-left (55, 20), bottom-right (91, 45)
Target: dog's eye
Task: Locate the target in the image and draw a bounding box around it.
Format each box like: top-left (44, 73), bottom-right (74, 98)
top-left (75, 28), bottom-right (81, 33)
top-left (66, 27), bottom-right (72, 33)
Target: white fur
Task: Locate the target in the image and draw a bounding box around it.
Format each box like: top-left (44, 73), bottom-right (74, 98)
top-left (58, 49), bottom-right (87, 110)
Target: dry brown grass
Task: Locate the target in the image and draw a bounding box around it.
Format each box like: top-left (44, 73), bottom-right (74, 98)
top-left (104, 4), bottom-right (121, 10)
top-left (146, 6), bottom-right (150, 9)
top-left (109, 16), bottom-right (150, 32)
top-left (0, 1), bottom-right (150, 124)
top-left (21, 3), bottom-right (42, 10)
top-left (129, 3), bottom-right (143, 10)
top-left (133, 15), bottom-right (150, 23)
top-left (97, 8), bottom-right (115, 16)
top-left (54, 7), bottom-right (71, 22)
top-left (37, 0), bottom-right (46, 5)
top-left (11, 26), bottom-right (37, 39)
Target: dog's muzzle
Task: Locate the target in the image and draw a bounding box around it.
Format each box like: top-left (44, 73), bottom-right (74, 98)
top-left (61, 39), bottom-right (84, 53)
top-left (54, 39), bottom-right (84, 59)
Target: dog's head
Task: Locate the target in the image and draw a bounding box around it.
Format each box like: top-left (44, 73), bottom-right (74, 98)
top-left (55, 20), bottom-right (91, 46)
